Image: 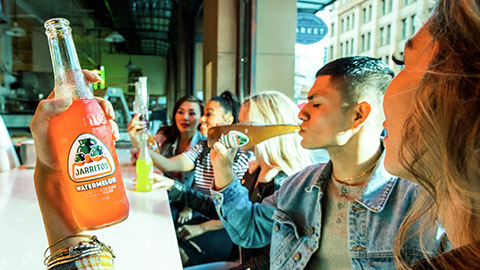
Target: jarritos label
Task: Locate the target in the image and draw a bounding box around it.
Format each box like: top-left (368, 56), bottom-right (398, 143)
top-left (68, 133), bottom-right (115, 182)
top-left (220, 130), bottom-right (250, 148)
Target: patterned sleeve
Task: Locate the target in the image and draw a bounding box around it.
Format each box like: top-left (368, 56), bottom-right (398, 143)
top-left (182, 142), bottom-right (205, 165)
top-left (50, 251), bottom-right (114, 270)
top-left (232, 150), bottom-right (254, 180)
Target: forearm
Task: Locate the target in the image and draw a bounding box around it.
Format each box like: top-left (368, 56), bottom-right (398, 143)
top-left (201, 219), bottom-right (224, 232)
top-left (169, 181), bottom-right (219, 219)
top-left (213, 162), bottom-right (235, 190)
top-left (211, 142), bottom-right (237, 190)
top-left (149, 151), bottom-right (193, 172)
top-left (130, 134), bottom-right (139, 149)
top-left (212, 178), bottom-right (275, 248)
top-left (34, 163), bottom-right (83, 251)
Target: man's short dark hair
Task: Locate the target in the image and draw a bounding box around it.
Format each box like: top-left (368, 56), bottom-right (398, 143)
top-left (316, 56), bottom-right (394, 106)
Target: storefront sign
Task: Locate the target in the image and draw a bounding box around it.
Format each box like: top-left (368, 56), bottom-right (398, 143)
top-left (296, 13), bottom-right (328, 45)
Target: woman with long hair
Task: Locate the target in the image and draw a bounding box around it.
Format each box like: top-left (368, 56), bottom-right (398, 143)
top-left (383, 1), bottom-right (480, 268)
top-left (128, 95), bottom-right (204, 162)
top-left (147, 91), bottom-right (253, 267)
top-left (128, 95), bottom-right (206, 223)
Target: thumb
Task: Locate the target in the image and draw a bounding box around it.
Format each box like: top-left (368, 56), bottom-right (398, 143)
top-left (31, 98), bottom-right (73, 131)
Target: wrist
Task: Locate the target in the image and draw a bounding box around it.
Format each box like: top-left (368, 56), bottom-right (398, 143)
top-left (199, 222), bottom-right (209, 232)
top-left (214, 171), bottom-right (235, 190)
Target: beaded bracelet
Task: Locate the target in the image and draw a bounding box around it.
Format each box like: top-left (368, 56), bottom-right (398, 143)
top-left (44, 235), bottom-right (115, 269)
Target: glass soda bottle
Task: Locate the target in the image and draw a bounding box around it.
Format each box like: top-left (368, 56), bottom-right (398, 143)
top-left (133, 77), bottom-right (149, 129)
top-left (134, 77), bottom-right (153, 192)
top-left (45, 18), bottom-right (129, 230)
top-left (136, 132), bottom-right (153, 192)
top-left (207, 123), bottom-right (300, 148)
top-left (134, 76), bottom-right (159, 153)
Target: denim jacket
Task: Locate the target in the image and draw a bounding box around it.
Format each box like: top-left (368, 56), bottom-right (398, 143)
top-left (211, 153), bottom-right (448, 270)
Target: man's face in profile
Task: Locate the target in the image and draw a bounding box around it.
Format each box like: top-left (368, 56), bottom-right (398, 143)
top-left (298, 75), bottom-right (352, 150)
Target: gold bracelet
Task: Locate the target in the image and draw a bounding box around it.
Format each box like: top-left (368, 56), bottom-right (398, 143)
top-left (44, 234), bottom-right (93, 258)
top-left (44, 235), bottom-right (115, 268)
top-left (46, 246), bottom-right (104, 269)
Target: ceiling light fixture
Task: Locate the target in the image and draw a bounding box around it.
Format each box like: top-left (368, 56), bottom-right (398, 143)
top-left (6, 21), bottom-right (26, 37)
top-left (104, 31), bottom-right (125, 43)
top-left (125, 55), bottom-right (137, 70)
top-left (5, 0), bottom-right (26, 37)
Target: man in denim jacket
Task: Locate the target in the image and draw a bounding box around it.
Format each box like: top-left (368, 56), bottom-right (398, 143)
top-left (210, 57), bottom-right (448, 269)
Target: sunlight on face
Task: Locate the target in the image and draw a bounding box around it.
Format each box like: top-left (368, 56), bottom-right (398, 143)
top-left (298, 75), bottom-right (352, 150)
top-left (383, 24), bottom-right (437, 179)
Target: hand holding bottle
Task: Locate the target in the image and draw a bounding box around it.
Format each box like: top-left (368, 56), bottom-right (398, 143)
top-left (31, 70), bottom-right (115, 249)
top-left (45, 18), bottom-right (129, 230)
top-left (210, 141), bottom-right (237, 190)
top-left (127, 113), bottom-right (149, 149)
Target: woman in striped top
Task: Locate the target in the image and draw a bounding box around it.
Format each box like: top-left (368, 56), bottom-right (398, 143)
top-left (149, 91), bottom-right (253, 267)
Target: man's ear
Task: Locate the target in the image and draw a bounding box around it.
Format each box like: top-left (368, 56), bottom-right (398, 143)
top-left (352, 101), bottom-right (372, 129)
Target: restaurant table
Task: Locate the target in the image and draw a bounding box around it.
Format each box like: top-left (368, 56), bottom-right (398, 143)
top-left (0, 148), bottom-right (183, 270)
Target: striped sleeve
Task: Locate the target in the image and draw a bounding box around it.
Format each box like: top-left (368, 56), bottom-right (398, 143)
top-left (233, 150), bottom-right (253, 180)
top-left (182, 142), bottom-right (205, 165)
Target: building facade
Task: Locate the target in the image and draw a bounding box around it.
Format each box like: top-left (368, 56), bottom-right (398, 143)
top-left (328, 0), bottom-right (434, 73)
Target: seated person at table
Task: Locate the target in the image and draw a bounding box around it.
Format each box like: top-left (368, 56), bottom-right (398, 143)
top-left (383, 1), bottom-right (480, 269)
top-left (210, 57), bottom-right (449, 269)
top-left (141, 91), bottom-right (253, 266)
top-left (129, 95), bottom-right (205, 161)
top-left (128, 95), bottom-right (205, 224)
top-left (157, 91), bottom-right (314, 270)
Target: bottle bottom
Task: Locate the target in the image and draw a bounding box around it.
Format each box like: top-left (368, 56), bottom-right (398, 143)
top-left (79, 213), bottom-right (129, 231)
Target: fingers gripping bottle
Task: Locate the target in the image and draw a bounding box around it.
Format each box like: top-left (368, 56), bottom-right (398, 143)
top-left (134, 77), bottom-right (153, 192)
top-left (45, 18), bottom-right (129, 230)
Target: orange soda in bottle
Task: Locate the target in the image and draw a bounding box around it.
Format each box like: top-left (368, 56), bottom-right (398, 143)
top-left (45, 18), bottom-right (129, 230)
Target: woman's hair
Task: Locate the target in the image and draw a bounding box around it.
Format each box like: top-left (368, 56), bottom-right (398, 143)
top-left (162, 95), bottom-right (204, 146)
top-left (198, 91), bottom-right (240, 165)
top-left (395, 0), bottom-right (480, 268)
top-left (210, 91), bottom-right (241, 123)
top-left (243, 91), bottom-right (314, 176)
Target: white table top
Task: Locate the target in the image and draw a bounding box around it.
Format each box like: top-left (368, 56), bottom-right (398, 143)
top-left (0, 148), bottom-right (182, 270)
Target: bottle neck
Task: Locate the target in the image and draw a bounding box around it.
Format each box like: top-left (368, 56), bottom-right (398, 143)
top-left (134, 77), bottom-right (149, 118)
top-left (45, 18), bottom-right (92, 99)
top-left (137, 132), bottom-right (150, 160)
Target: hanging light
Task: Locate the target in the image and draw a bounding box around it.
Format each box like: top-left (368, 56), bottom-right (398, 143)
top-left (6, 22), bottom-right (26, 37)
top-left (125, 55), bottom-right (137, 70)
top-left (104, 31), bottom-right (125, 43)
top-left (5, 0), bottom-right (26, 37)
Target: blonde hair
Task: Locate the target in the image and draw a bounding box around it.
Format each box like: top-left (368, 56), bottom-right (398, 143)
top-left (395, 0), bottom-right (480, 268)
top-left (243, 91), bottom-right (314, 176)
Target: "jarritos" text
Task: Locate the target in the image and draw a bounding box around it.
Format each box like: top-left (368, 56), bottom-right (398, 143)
top-left (75, 161), bottom-right (110, 176)
top-left (75, 176), bottom-right (117, 191)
